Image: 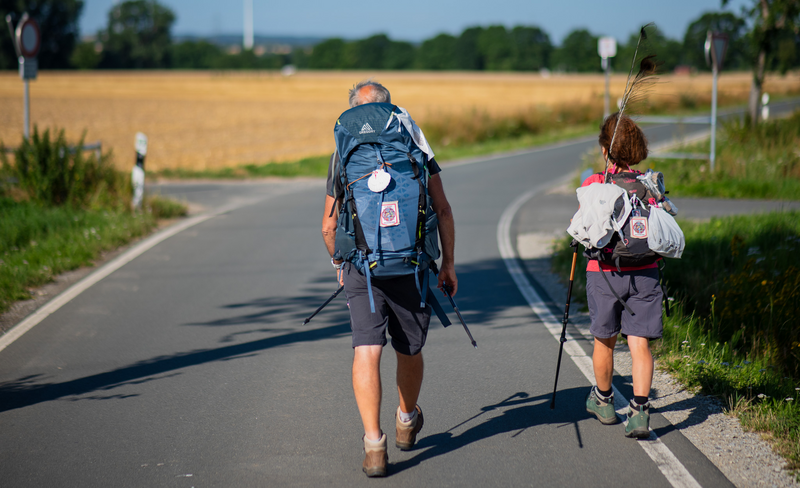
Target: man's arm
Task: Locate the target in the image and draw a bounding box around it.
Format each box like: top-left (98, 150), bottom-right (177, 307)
top-left (321, 195), bottom-right (344, 284)
top-left (428, 173), bottom-right (457, 296)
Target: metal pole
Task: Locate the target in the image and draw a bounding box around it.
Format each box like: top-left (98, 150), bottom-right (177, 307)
top-left (23, 78), bottom-right (29, 139)
top-left (710, 63), bottom-right (718, 172)
top-left (603, 57), bottom-right (610, 119)
top-left (243, 0), bottom-right (254, 50)
top-left (550, 242), bottom-right (578, 409)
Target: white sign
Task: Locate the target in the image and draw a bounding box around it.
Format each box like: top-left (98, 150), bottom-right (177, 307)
top-left (135, 132), bottom-right (148, 156)
top-left (598, 37), bottom-right (617, 58)
top-left (18, 56), bottom-right (37, 80)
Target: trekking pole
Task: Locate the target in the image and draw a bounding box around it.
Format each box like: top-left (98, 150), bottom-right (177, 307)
top-left (302, 285), bottom-right (344, 325)
top-left (441, 283), bottom-right (477, 349)
top-left (550, 240), bottom-right (579, 410)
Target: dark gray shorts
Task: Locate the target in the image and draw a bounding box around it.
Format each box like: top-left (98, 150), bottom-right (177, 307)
top-left (343, 263), bottom-right (431, 356)
top-left (586, 268), bottom-right (663, 340)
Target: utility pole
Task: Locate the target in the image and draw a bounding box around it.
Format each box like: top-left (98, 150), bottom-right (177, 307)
top-left (243, 0), bottom-right (254, 50)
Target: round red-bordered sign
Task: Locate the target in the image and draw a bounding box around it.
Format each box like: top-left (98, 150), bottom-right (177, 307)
top-left (16, 15), bottom-right (41, 58)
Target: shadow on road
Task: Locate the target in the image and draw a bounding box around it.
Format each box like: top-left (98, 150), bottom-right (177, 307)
top-left (0, 289), bottom-right (352, 413)
top-left (390, 387), bottom-right (589, 475)
top-left (0, 257), bottom-right (569, 417)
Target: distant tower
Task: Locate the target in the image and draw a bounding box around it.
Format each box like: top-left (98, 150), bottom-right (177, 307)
top-left (243, 0), bottom-right (254, 50)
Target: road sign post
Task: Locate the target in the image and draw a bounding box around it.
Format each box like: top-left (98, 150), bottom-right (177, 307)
top-left (598, 37), bottom-right (617, 119)
top-left (6, 13), bottom-right (40, 139)
top-left (705, 31), bottom-right (728, 172)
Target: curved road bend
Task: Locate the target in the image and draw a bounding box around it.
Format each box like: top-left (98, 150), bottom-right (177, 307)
top-left (1, 102), bottom-right (799, 487)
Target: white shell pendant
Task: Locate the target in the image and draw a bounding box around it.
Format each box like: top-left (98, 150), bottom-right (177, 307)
top-left (368, 169), bottom-right (391, 192)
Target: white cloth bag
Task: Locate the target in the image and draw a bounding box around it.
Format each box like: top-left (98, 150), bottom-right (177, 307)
top-left (567, 183), bottom-right (631, 249)
top-left (647, 205), bottom-right (685, 258)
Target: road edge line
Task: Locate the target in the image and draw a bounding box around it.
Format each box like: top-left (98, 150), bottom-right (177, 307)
top-left (0, 198), bottom-right (260, 355)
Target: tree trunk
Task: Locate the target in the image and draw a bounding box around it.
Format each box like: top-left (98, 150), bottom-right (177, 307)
top-left (749, 47), bottom-right (766, 125)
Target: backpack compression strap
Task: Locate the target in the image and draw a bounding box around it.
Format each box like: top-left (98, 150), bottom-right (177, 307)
top-left (339, 149), bottom-right (377, 313)
top-left (407, 153), bottom-right (429, 307)
top-left (426, 283), bottom-right (451, 327)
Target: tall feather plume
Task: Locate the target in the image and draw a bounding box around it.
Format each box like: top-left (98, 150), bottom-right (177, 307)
top-left (603, 23), bottom-right (660, 180)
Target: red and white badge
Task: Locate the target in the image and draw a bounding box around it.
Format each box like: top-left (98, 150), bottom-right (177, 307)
top-left (631, 216), bottom-right (648, 238)
top-left (380, 201), bottom-right (400, 227)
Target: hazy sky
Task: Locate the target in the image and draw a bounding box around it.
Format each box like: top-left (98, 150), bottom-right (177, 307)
top-left (80, 0), bottom-right (751, 43)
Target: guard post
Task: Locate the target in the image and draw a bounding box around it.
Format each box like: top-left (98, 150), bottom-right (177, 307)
top-left (598, 37), bottom-right (617, 119)
top-left (132, 133), bottom-right (148, 210)
top-left (5, 13), bottom-right (40, 139)
top-left (705, 31), bottom-right (728, 172)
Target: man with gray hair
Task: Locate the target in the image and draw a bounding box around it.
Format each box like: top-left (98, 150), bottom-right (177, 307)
top-left (321, 80), bottom-right (457, 477)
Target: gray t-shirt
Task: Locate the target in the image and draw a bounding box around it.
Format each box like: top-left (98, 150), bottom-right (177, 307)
top-left (326, 152), bottom-right (441, 200)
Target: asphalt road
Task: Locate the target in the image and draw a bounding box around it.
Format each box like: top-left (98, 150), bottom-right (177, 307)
top-left (1, 101), bottom-right (799, 487)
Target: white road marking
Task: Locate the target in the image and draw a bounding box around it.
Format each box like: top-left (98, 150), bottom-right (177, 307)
top-left (0, 197), bottom-right (265, 355)
top-left (497, 184), bottom-right (702, 488)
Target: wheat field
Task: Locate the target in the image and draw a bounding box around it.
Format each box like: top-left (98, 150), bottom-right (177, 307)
top-left (0, 70), bottom-right (798, 171)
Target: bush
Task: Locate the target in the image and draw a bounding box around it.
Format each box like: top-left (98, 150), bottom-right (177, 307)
top-left (0, 126), bottom-right (128, 209)
top-left (145, 195), bottom-right (188, 219)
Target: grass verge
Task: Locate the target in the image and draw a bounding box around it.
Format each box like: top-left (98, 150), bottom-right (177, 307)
top-left (0, 197), bottom-right (173, 314)
top-left (577, 110), bottom-right (800, 200)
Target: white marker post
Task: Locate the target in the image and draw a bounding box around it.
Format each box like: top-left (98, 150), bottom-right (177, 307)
top-left (6, 13), bottom-right (40, 139)
top-left (598, 37), bottom-right (617, 119)
top-left (132, 133), bottom-right (148, 211)
top-left (705, 31), bottom-right (728, 172)
top-left (761, 92), bottom-right (770, 121)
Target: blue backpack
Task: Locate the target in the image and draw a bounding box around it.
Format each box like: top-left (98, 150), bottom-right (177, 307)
top-left (333, 102), bottom-right (441, 313)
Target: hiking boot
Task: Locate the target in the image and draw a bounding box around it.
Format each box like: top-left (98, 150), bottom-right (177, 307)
top-left (395, 405), bottom-right (424, 451)
top-left (362, 433), bottom-right (388, 477)
top-left (585, 387), bottom-right (619, 425)
top-left (625, 401), bottom-right (651, 439)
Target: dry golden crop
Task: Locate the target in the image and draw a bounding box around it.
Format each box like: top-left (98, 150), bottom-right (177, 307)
top-left (0, 70), bottom-right (798, 171)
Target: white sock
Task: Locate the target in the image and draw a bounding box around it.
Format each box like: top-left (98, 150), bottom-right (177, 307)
top-left (365, 433), bottom-right (383, 443)
top-left (399, 409), bottom-right (417, 423)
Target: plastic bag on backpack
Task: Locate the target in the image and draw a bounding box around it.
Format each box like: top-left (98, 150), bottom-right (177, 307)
top-left (637, 169), bottom-right (666, 201)
top-left (647, 205), bottom-right (685, 258)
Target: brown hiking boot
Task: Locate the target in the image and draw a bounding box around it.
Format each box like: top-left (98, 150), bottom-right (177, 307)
top-left (395, 405), bottom-right (424, 451)
top-left (362, 433), bottom-right (388, 477)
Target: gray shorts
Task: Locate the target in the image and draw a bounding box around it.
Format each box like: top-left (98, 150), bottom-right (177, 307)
top-left (343, 263), bottom-right (431, 356)
top-left (586, 268), bottom-right (663, 340)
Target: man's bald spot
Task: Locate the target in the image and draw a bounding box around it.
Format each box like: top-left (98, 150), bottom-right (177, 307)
top-left (357, 84), bottom-right (379, 104)
top-left (348, 81), bottom-right (390, 107)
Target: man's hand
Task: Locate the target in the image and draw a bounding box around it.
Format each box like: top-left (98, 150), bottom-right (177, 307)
top-left (335, 262), bottom-right (344, 286)
top-left (437, 262), bottom-right (457, 297)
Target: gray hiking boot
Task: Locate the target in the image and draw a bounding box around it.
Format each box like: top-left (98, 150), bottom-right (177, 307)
top-left (585, 387), bottom-right (619, 425)
top-left (625, 401), bottom-right (651, 439)
top-left (395, 405), bottom-right (424, 450)
top-left (362, 433), bottom-right (388, 477)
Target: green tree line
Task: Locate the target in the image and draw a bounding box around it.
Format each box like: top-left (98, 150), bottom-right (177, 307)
top-left (0, 0), bottom-right (797, 74)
